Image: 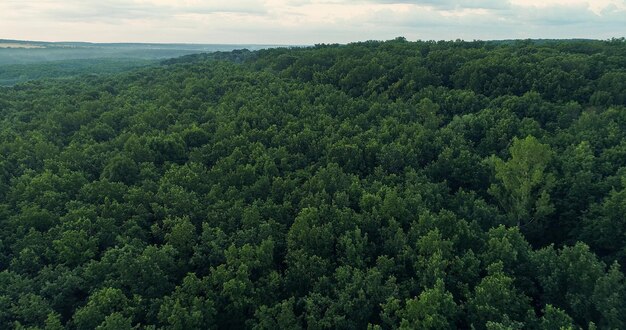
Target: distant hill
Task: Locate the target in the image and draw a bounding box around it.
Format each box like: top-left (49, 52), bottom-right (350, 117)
top-left (0, 40), bottom-right (290, 85)
top-left (0, 39), bottom-right (288, 65)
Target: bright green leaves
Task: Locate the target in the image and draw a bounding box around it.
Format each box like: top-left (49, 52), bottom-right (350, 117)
top-left (95, 313), bottom-right (133, 330)
top-left (10, 293), bottom-right (54, 329)
top-left (164, 216), bottom-right (197, 257)
top-left (158, 273), bottom-right (217, 330)
top-left (72, 287), bottom-right (131, 330)
top-left (253, 298), bottom-right (301, 330)
top-left (489, 136), bottom-right (555, 229)
top-left (540, 305), bottom-right (574, 330)
top-left (53, 229), bottom-right (97, 267)
top-left (398, 280), bottom-right (459, 330)
top-left (467, 263), bottom-right (534, 329)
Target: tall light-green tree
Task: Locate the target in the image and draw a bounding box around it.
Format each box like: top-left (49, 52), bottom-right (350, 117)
top-left (489, 136), bottom-right (555, 228)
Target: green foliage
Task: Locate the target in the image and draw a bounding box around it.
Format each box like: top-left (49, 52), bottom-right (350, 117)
top-left (95, 313), bottom-right (133, 330)
top-left (72, 287), bottom-right (131, 330)
top-left (467, 263), bottom-right (534, 329)
top-left (398, 280), bottom-right (458, 330)
top-left (158, 273), bottom-right (216, 330)
top-left (0, 59), bottom-right (155, 86)
top-left (1, 38), bottom-right (626, 329)
top-left (101, 155), bottom-right (139, 185)
top-left (540, 305), bottom-right (574, 330)
top-left (489, 136), bottom-right (555, 230)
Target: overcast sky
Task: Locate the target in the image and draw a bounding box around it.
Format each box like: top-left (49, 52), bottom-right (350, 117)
top-left (1, 0), bottom-right (625, 44)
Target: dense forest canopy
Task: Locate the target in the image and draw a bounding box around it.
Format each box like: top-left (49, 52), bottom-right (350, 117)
top-left (0, 59), bottom-right (156, 87)
top-left (0, 40), bottom-right (283, 86)
top-left (1, 38), bottom-right (626, 329)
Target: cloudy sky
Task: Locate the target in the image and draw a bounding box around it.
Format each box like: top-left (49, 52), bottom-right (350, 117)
top-left (1, 0), bottom-right (625, 44)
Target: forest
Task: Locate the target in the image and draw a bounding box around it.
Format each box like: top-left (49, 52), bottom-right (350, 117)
top-left (0, 40), bottom-right (278, 86)
top-left (0, 59), bottom-right (156, 87)
top-left (1, 38), bottom-right (626, 329)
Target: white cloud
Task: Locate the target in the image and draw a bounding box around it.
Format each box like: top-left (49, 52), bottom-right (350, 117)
top-left (0, 0), bottom-right (624, 43)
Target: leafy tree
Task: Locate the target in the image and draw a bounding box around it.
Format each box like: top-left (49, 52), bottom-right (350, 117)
top-left (53, 229), bottom-right (98, 266)
top-left (10, 293), bottom-right (53, 328)
top-left (467, 263), bottom-right (534, 329)
top-left (253, 298), bottom-right (301, 330)
top-left (158, 273), bottom-right (216, 330)
top-left (533, 243), bottom-right (607, 326)
top-left (397, 279), bottom-right (458, 330)
top-left (164, 216), bottom-right (197, 256)
top-left (489, 136), bottom-right (555, 231)
top-left (592, 263), bottom-right (626, 329)
top-left (540, 305), bottom-right (574, 330)
top-left (101, 154), bottom-right (139, 185)
top-left (72, 287), bottom-right (131, 330)
top-left (96, 313), bottom-right (133, 330)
